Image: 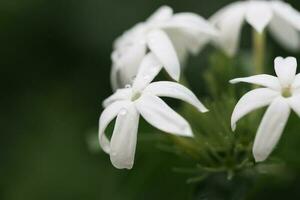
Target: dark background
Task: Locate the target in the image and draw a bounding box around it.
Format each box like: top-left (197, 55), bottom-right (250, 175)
top-left (1, 0), bottom-right (300, 199)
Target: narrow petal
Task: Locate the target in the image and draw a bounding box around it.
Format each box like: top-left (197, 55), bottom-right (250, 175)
top-left (253, 97), bottom-right (290, 162)
top-left (136, 94), bottom-right (193, 137)
top-left (210, 2), bottom-right (246, 56)
top-left (292, 74), bottom-right (300, 89)
top-left (287, 94), bottom-right (300, 117)
top-left (110, 103), bottom-right (140, 169)
top-left (146, 29), bottom-right (180, 81)
top-left (271, 1), bottom-right (300, 31)
top-left (231, 88), bottom-right (279, 131)
top-left (132, 53), bottom-right (162, 93)
top-left (230, 74), bottom-right (281, 90)
top-left (147, 5), bottom-right (173, 23)
top-left (111, 42), bottom-right (147, 89)
top-left (268, 12), bottom-right (300, 52)
top-left (144, 81), bottom-right (208, 112)
top-left (245, 1), bottom-right (272, 33)
top-left (274, 57), bottom-right (297, 87)
top-left (162, 13), bottom-right (218, 36)
top-left (102, 88), bottom-right (132, 108)
top-left (98, 100), bottom-right (131, 154)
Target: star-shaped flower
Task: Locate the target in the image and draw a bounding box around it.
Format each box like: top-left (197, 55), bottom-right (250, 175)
top-left (230, 57), bottom-right (300, 162)
top-left (99, 54), bottom-right (208, 169)
top-left (210, 0), bottom-right (300, 56)
top-left (111, 5), bottom-right (217, 90)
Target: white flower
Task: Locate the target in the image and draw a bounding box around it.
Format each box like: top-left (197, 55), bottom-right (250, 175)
top-left (99, 54), bottom-right (208, 169)
top-left (210, 0), bottom-right (300, 56)
top-left (230, 57), bottom-right (300, 162)
top-left (111, 5), bottom-right (217, 90)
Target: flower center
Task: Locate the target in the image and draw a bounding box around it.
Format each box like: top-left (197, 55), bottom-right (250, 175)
top-left (131, 92), bottom-right (142, 101)
top-left (281, 87), bottom-right (292, 98)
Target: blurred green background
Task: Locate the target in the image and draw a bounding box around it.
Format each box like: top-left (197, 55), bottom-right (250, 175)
top-left (1, 0), bottom-right (300, 199)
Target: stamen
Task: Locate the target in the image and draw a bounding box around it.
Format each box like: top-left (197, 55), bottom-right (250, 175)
top-left (282, 87), bottom-right (292, 98)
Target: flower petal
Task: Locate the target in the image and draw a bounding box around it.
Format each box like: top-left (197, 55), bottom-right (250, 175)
top-left (245, 1), bottom-right (272, 33)
top-left (231, 88), bottom-right (279, 131)
top-left (253, 97), bottom-right (290, 162)
top-left (274, 57), bottom-right (297, 87)
top-left (210, 2), bottom-right (246, 57)
top-left (136, 94), bottom-right (193, 137)
top-left (230, 74), bottom-right (281, 90)
top-left (102, 88), bottom-right (132, 108)
top-left (268, 12), bottom-right (300, 52)
top-left (287, 94), bottom-right (300, 117)
top-left (132, 53), bottom-right (162, 93)
top-left (98, 100), bottom-right (131, 154)
top-left (110, 103), bottom-right (140, 169)
top-left (162, 13), bottom-right (218, 36)
top-left (146, 29), bottom-right (180, 81)
top-left (147, 5), bottom-right (173, 23)
top-left (292, 74), bottom-right (300, 89)
top-left (111, 42), bottom-right (147, 90)
top-left (271, 1), bottom-right (300, 31)
top-left (144, 81), bottom-right (208, 112)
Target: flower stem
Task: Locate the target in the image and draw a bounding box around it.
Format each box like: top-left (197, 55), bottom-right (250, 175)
top-left (252, 29), bottom-right (266, 74)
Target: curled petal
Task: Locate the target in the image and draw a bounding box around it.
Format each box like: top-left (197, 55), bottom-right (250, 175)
top-left (245, 1), bottom-right (272, 33)
top-left (136, 94), bottom-right (193, 137)
top-left (231, 88), bottom-right (279, 131)
top-left (230, 74), bottom-right (281, 90)
top-left (146, 29), bottom-right (180, 81)
top-left (110, 103), bottom-right (140, 169)
top-left (98, 100), bottom-right (131, 154)
top-left (274, 57), bottom-right (297, 87)
top-left (253, 97), bottom-right (290, 162)
top-left (210, 2), bottom-right (246, 57)
top-left (102, 88), bottom-right (132, 108)
top-left (132, 53), bottom-right (162, 93)
top-left (144, 81), bottom-right (208, 112)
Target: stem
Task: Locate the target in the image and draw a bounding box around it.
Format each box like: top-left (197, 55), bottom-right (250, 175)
top-left (252, 29), bottom-right (266, 75)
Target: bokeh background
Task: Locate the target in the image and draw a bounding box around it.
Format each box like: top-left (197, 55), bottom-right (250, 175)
top-left (1, 0), bottom-right (300, 199)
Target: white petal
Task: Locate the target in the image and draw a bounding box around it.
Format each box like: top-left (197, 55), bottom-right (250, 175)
top-left (271, 1), bottom-right (300, 31)
top-left (146, 29), bottom-right (180, 81)
top-left (135, 94), bottom-right (193, 137)
top-left (144, 81), bottom-right (208, 112)
top-left (110, 103), bottom-right (140, 169)
top-left (287, 94), bottom-right (300, 117)
top-left (268, 12), bottom-right (300, 52)
top-left (102, 88), bottom-right (132, 108)
top-left (132, 53), bottom-right (162, 93)
top-left (111, 42), bottom-right (147, 89)
top-left (162, 13), bottom-right (218, 36)
top-left (230, 74), bottom-right (281, 90)
top-left (253, 97), bottom-right (290, 162)
top-left (245, 1), bottom-right (272, 33)
top-left (147, 5), bottom-right (173, 23)
top-left (292, 74), bottom-right (300, 89)
top-left (231, 88), bottom-right (279, 131)
top-left (210, 2), bottom-right (246, 57)
top-left (98, 100), bottom-right (131, 154)
top-left (274, 57), bottom-right (297, 87)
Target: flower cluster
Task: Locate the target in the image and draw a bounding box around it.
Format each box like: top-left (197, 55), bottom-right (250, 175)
top-left (98, 1), bottom-right (300, 169)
